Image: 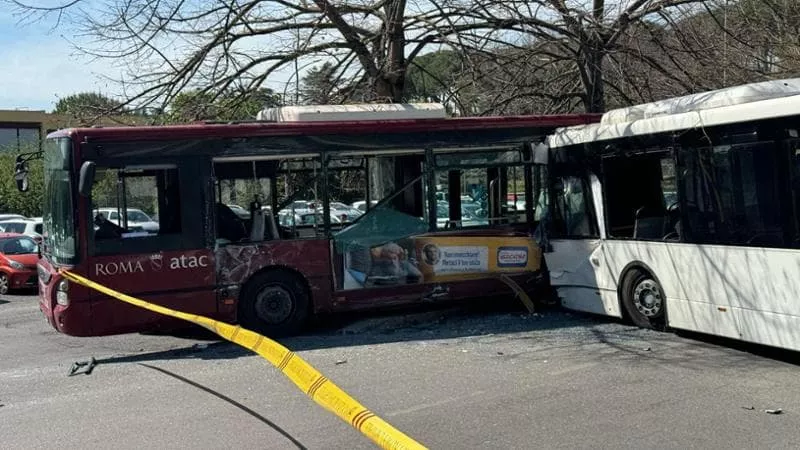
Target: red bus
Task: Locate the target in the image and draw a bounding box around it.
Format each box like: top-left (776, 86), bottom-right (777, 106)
top-left (17, 104), bottom-right (598, 337)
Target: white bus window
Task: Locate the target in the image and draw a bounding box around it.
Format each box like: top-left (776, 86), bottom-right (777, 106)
top-left (681, 142), bottom-right (785, 247)
top-left (602, 152), bottom-right (677, 240)
top-left (550, 176), bottom-right (594, 238)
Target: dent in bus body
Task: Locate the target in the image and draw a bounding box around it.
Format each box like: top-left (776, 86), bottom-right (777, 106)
top-left (214, 240), bottom-right (333, 314)
top-left (332, 145), bottom-right (547, 306)
top-left (542, 158), bottom-right (622, 317)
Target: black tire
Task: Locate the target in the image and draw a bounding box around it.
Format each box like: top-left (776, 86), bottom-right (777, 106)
top-left (0, 272), bottom-right (8, 295)
top-left (238, 270), bottom-right (310, 337)
top-left (621, 269), bottom-right (666, 331)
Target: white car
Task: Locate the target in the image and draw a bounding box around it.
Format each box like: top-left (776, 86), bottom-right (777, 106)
top-left (351, 200), bottom-right (378, 212)
top-left (0, 218), bottom-right (42, 239)
top-left (95, 207), bottom-right (160, 233)
top-left (330, 202), bottom-right (363, 222)
top-left (0, 214), bottom-right (26, 222)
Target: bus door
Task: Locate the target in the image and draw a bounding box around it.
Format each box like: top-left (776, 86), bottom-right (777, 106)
top-left (536, 148), bottom-right (614, 316)
top-left (86, 160), bottom-right (217, 334)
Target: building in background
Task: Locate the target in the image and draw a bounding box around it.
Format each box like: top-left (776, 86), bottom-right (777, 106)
top-left (0, 110), bottom-right (147, 152)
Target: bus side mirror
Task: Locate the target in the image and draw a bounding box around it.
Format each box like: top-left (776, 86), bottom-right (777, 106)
top-left (78, 161), bottom-right (96, 197)
top-left (14, 158), bottom-right (29, 192)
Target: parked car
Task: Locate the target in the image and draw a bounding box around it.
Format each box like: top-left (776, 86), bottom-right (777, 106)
top-left (0, 233), bottom-right (40, 294)
top-left (351, 200), bottom-right (378, 212)
top-left (0, 218), bottom-right (43, 241)
top-left (277, 209), bottom-right (343, 227)
top-left (95, 207), bottom-right (160, 233)
top-left (0, 214), bottom-right (26, 222)
top-left (436, 201), bottom-right (490, 228)
top-left (330, 202), bottom-right (363, 222)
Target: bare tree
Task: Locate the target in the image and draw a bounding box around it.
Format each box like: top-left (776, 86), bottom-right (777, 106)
top-left (439, 0), bottom-right (711, 113)
top-left (8, 0), bottom-right (517, 112)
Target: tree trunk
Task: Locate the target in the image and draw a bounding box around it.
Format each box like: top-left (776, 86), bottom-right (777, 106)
top-left (374, 0), bottom-right (407, 103)
top-left (581, 43), bottom-right (606, 113)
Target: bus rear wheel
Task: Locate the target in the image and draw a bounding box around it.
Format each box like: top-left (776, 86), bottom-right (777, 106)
top-left (239, 270), bottom-right (310, 337)
top-left (621, 269), bottom-right (666, 331)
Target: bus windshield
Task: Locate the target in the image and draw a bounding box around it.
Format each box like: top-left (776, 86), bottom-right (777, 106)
top-left (42, 138), bottom-right (76, 264)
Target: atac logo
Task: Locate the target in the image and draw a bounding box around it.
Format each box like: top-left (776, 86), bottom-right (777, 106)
top-left (497, 246), bottom-right (528, 268)
top-left (149, 253), bottom-right (164, 271)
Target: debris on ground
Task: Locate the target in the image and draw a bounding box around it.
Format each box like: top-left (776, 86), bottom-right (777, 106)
top-left (67, 357), bottom-right (97, 376)
top-left (765, 408), bottom-right (783, 415)
top-left (741, 406), bottom-right (755, 410)
top-left (335, 359), bottom-right (347, 365)
top-left (644, 347), bottom-right (652, 352)
top-left (497, 352), bottom-right (505, 355)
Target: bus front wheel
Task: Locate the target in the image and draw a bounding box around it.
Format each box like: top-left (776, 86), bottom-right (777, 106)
top-left (621, 269), bottom-right (666, 331)
top-left (239, 270), bottom-right (310, 337)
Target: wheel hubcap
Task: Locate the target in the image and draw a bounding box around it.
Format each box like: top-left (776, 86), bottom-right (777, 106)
top-left (254, 285), bottom-right (294, 324)
top-left (633, 279), bottom-right (663, 318)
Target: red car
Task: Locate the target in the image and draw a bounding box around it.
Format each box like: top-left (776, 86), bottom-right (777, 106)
top-left (0, 233), bottom-right (40, 294)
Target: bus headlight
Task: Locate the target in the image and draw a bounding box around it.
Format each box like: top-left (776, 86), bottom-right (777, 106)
top-left (56, 279), bottom-right (69, 306)
top-left (37, 264), bottom-right (51, 284)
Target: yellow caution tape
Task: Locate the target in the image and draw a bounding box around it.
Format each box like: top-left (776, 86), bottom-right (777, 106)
top-left (60, 270), bottom-right (427, 450)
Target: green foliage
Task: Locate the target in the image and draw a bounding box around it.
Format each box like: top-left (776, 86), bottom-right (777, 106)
top-left (0, 145), bottom-right (44, 217)
top-left (166, 88), bottom-right (282, 123)
top-left (406, 50), bottom-right (463, 102)
top-left (53, 92), bottom-right (125, 116)
top-left (300, 63), bottom-right (340, 105)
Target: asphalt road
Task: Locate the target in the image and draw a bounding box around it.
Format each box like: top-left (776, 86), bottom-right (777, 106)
top-left (2, 293), bottom-right (800, 449)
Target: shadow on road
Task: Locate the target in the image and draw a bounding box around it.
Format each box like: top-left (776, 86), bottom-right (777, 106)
top-left (0, 299), bottom-right (9, 305)
top-left (87, 298), bottom-right (585, 365)
top-left (79, 296), bottom-right (800, 370)
top-left (139, 363), bottom-right (307, 449)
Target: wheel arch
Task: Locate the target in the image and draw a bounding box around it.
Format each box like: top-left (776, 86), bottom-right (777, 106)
top-left (616, 260), bottom-right (668, 323)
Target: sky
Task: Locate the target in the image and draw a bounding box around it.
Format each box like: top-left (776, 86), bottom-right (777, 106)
top-left (0, 6), bottom-right (294, 112)
top-left (0, 8), bottom-right (122, 111)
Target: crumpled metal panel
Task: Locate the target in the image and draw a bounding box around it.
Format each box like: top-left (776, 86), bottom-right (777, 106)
top-left (215, 239), bottom-right (333, 309)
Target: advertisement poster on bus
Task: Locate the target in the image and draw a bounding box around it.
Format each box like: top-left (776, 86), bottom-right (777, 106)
top-left (338, 234), bottom-right (540, 290)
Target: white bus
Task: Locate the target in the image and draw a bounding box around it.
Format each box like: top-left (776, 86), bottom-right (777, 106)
top-left (540, 78), bottom-right (800, 352)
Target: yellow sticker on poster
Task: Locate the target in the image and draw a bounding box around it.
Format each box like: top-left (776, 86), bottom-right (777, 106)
top-left (412, 235), bottom-right (540, 282)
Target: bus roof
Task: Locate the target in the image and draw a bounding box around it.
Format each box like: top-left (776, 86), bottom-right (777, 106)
top-left (256, 103), bottom-right (447, 122)
top-left (47, 113), bottom-right (599, 143)
top-left (548, 78), bottom-right (800, 148)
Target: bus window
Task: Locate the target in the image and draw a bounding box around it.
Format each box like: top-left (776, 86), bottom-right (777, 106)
top-left (275, 156), bottom-right (327, 239)
top-left (333, 153), bottom-right (428, 290)
top-left (326, 156), bottom-right (367, 226)
top-left (91, 166), bottom-right (180, 242)
top-left (681, 142), bottom-right (786, 247)
top-left (550, 175), bottom-right (595, 238)
top-left (433, 148), bottom-right (525, 230)
top-left (602, 152), bottom-right (673, 240)
top-left (214, 161), bottom-right (280, 245)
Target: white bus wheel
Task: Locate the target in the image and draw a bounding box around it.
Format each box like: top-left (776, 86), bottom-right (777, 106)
top-left (621, 269), bottom-right (666, 331)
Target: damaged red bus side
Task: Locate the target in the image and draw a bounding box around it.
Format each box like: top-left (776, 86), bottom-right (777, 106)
top-left (26, 105), bottom-right (599, 337)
